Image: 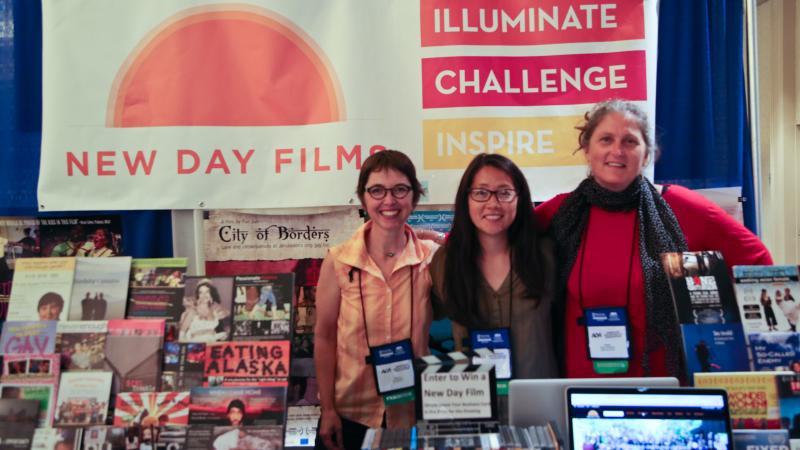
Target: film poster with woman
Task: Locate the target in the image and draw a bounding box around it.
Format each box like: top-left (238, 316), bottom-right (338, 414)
top-left (733, 265), bottom-right (800, 372)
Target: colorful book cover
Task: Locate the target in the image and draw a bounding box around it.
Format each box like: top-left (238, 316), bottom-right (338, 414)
top-left (68, 256), bottom-right (132, 320)
top-left (31, 427), bottom-right (82, 450)
top-left (80, 426), bottom-right (185, 450)
top-left (189, 385), bottom-right (288, 426)
top-left (0, 320), bottom-right (57, 355)
top-left (178, 276), bottom-right (234, 344)
top-left (748, 332), bottom-right (800, 372)
top-left (127, 257), bottom-right (187, 342)
top-left (211, 425), bottom-right (283, 450)
top-left (1, 354), bottom-right (60, 383)
top-left (55, 321), bottom-right (108, 371)
top-left (113, 391), bottom-right (190, 426)
top-left (284, 405), bottom-right (320, 448)
top-left (662, 251), bottom-right (750, 378)
top-left (204, 340), bottom-right (291, 387)
top-left (104, 319), bottom-right (165, 393)
top-left (733, 429), bottom-right (790, 449)
top-left (80, 426), bottom-right (127, 450)
top-left (777, 374), bottom-right (800, 440)
top-left (294, 285), bottom-right (316, 336)
top-left (0, 382), bottom-right (56, 428)
top-left (54, 371), bottom-right (113, 427)
top-left (7, 257), bottom-right (76, 322)
top-left (0, 218), bottom-right (40, 320)
top-left (734, 265), bottom-right (800, 333)
top-left (38, 215), bottom-right (122, 258)
top-left (695, 371), bottom-right (791, 429)
top-left (232, 273), bottom-right (295, 341)
top-left (162, 342), bottom-right (206, 391)
top-left (0, 398), bottom-right (40, 449)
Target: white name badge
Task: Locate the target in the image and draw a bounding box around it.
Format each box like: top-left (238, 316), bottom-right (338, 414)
top-left (369, 339), bottom-right (415, 394)
top-left (469, 328), bottom-right (513, 380)
top-left (585, 307), bottom-right (631, 360)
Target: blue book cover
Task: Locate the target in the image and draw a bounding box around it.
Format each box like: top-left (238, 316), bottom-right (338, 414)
top-left (680, 323), bottom-right (750, 379)
top-left (733, 429), bottom-right (789, 449)
top-left (748, 332), bottom-right (800, 371)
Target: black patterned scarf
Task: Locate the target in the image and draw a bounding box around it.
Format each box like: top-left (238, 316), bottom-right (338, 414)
top-left (550, 176), bottom-right (688, 377)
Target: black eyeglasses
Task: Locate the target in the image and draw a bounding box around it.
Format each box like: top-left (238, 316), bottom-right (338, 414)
top-left (365, 184), bottom-right (413, 200)
top-left (468, 188), bottom-right (518, 203)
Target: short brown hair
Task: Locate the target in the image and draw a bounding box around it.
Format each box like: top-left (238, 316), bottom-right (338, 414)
top-left (356, 150), bottom-right (424, 206)
top-left (37, 292), bottom-right (64, 311)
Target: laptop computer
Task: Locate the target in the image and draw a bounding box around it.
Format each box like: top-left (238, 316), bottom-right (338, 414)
top-left (566, 386), bottom-right (732, 450)
top-left (508, 377), bottom-right (678, 447)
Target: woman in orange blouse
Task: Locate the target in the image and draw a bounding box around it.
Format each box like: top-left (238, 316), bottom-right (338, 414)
top-left (314, 150), bottom-right (436, 450)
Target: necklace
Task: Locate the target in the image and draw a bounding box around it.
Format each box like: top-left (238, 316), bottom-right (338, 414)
top-left (385, 251), bottom-right (396, 257)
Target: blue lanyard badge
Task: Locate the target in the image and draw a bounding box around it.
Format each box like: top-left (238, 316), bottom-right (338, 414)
top-left (368, 339), bottom-right (415, 405)
top-left (469, 328), bottom-right (512, 380)
top-left (584, 307), bottom-right (630, 371)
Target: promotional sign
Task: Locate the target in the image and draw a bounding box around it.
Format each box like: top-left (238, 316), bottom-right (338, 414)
top-left (39, 0), bottom-right (657, 211)
top-left (418, 369), bottom-right (494, 421)
top-left (204, 341), bottom-right (291, 385)
top-left (204, 209), bottom-right (361, 261)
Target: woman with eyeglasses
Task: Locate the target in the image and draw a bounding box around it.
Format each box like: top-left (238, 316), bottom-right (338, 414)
top-left (314, 150), bottom-right (436, 450)
top-left (429, 153), bottom-right (558, 380)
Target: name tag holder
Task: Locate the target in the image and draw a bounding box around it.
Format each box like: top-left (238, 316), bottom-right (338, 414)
top-left (366, 339), bottom-right (415, 405)
top-left (469, 328), bottom-right (513, 392)
top-left (583, 306), bottom-right (631, 374)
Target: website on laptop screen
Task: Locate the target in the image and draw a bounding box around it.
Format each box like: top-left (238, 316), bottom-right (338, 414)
top-left (567, 388), bottom-right (731, 450)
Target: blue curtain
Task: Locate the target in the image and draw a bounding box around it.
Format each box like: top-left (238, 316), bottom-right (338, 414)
top-left (0, 0), bottom-right (172, 258)
top-left (0, 0), bottom-right (757, 246)
top-left (654, 0), bottom-right (756, 231)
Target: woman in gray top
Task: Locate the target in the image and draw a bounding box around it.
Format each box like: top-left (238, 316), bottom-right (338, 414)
top-left (430, 154), bottom-right (558, 379)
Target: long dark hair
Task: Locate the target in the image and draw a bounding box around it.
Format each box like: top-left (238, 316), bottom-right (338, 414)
top-left (443, 154), bottom-right (545, 328)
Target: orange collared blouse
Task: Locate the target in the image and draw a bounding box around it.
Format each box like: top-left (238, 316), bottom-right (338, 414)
top-left (328, 221), bottom-right (435, 428)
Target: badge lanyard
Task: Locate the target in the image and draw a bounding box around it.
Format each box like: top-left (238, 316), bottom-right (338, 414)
top-left (470, 252), bottom-right (514, 382)
top-left (578, 212), bottom-right (637, 374)
top-left (354, 266), bottom-right (416, 405)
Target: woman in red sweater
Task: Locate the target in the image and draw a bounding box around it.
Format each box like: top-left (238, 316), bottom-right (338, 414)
top-left (536, 99), bottom-right (772, 379)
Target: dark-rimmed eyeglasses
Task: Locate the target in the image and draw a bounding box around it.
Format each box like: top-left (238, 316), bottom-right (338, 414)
top-left (468, 188), bottom-right (518, 203)
top-left (365, 184), bottom-right (412, 200)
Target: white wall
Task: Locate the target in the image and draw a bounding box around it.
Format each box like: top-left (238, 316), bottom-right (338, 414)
top-left (757, 0), bottom-right (800, 264)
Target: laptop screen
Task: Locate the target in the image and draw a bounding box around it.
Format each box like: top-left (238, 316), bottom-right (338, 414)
top-left (567, 387), bottom-right (732, 450)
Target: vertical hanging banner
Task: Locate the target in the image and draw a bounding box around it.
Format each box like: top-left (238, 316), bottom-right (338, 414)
top-left (39, 0), bottom-right (657, 211)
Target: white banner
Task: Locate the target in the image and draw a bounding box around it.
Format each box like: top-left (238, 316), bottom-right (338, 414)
top-left (203, 208), bottom-right (361, 261)
top-left (39, 0), bottom-right (658, 211)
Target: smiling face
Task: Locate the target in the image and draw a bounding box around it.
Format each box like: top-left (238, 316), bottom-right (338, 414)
top-left (468, 166), bottom-right (517, 239)
top-left (362, 168), bottom-right (414, 232)
top-left (93, 229), bottom-right (110, 249)
top-left (584, 112), bottom-right (649, 192)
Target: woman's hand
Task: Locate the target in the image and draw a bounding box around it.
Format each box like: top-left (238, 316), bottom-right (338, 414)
top-left (318, 408), bottom-right (344, 450)
top-left (413, 228), bottom-right (445, 244)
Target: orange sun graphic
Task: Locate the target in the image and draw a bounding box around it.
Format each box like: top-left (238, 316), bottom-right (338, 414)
top-left (108, 4), bottom-right (345, 127)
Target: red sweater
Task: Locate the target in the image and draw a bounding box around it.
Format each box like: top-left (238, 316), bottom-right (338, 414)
top-left (536, 185), bottom-right (773, 378)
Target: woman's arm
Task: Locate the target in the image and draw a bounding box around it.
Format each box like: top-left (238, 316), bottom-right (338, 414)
top-left (178, 308), bottom-right (195, 334)
top-left (314, 254), bottom-right (344, 450)
top-left (665, 185), bottom-right (773, 266)
top-left (451, 321), bottom-right (468, 351)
